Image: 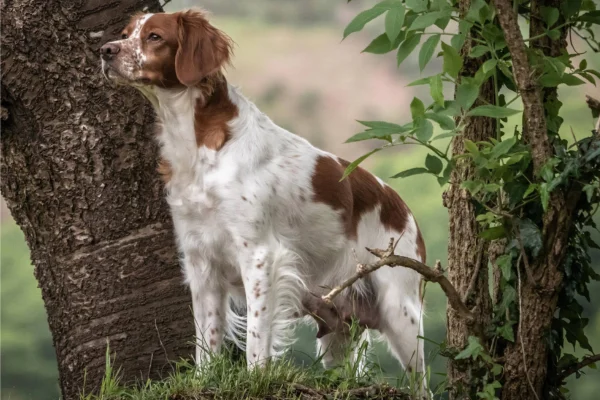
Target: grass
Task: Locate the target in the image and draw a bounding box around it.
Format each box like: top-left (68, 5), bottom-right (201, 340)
top-left (80, 326), bottom-right (428, 400)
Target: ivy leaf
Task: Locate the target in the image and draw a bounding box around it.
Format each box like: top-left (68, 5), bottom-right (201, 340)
top-left (480, 225), bottom-right (506, 240)
top-left (425, 112), bottom-right (456, 130)
top-left (415, 119), bottom-right (434, 142)
top-left (425, 154), bottom-right (444, 174)
top-left (363, 34), bottom-right (394, 54)
top-left (482, 59), bottom-right (497, 74)
top-left (497, 324), bottom-right (515, 342)
top-left (397, 33), bottom-right (422, 66)
top-left (441, 41), bottom-right (463, 79)
top-left (410, 97), bottom-right (426, 120)
top-left (343, 6), bottom-right (387, 39)
top-left (419, 34), bottom-right (441, 71)
top-left (496, 254), bottom-right (513, 280)
top-left (455, 336), bottom-right (484, 360)
top-left (456, 81), bottom-right (480, 110)
top-left (540, 7), bottom-right (559, 27)
top-left (518, 218), bottom-right (543, 257)
top-left (341, 149), bottom-right (380, 180)
top-left (490, 137), bottom-right (517, 159)
top-left (385, 6), bottom-right (405, 42)
top-left (539, 183), bottom-right (550, 211)
top-left (469, 45), bottom-right (490, 58)
top-left (391, 167), bottom-right (430, 179)
top-left (467, 105), bottom-right (521, 118)
top-left (430, 74), bottom-right (445, 107)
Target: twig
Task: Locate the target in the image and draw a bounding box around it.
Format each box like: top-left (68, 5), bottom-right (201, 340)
top-left (559, 354), bottom-right (600, 380)
top-left (322, 239), bottom-right (477, 327)
top-left (289, 383), bottom-right (326, 399)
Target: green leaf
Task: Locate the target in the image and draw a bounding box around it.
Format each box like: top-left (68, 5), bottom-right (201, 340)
top-left (462, 180), bottom-right (483, 195)
top-left (577, 11), bottom-right (600, 24)
top-left (405, 0), bottom-right (428, 13)
top-left (464, 139), bottom-right (480, 155)
top-left (480, 226), bottom-right (506, 240)
top-left (467, 105), bottom-right (521, 118)
top-left (523, 184), bottom-right (538, 199)
top-left (561, 74), bottom-right (586, 86)
top-left (397, 33), bottom-right (422, 66)
top-left (391, 167), bottom-right (430, 179)
top-left (561, 0), bottom-right (582, 19)
top-left (385, 6), bottom-right (405, 42)
top-left (482, 59), bottom-right (497, 74)
top-left (431, 130), bottom-right (460, 141)
top-left (425, 112), bottom-right (456, 130)
top-left (451, 33), bottom-right (466, 51)
top-left (539, 183), bottom-right (550, 211)
top-left (343, 7), bottom-right (387, 39)
top-left (540, 7), bottom-right (559, 27)
top-left (363, 34), bottom-right (393, 54)
top-left (455, 336), bottom-right (484, 360)
top-left (419, 34), bottom-right (441, 71)
top-left (518, 218), bottom-right (543, 257)
top-left (341, 149), bottom-right (380, 180)
top-left (430, 74), bottom-right (445, 107)
top-left (490, 137), bottom-right (517, 158)
top-left (456, 81), bottom-right (480, 110)
top-left (425, 154), bottom-right (444, 174)
top-left (441, 41), bottom-right (463, 78)
top-left (547, 29), bottom-right (561, 41)
top-left (407, 76), bottom-right (432, 86)
top-left (497, 324), bottom-right (515, 342)
top-left (410, 97), bottom-right (426, 120)
top-left (469, 45), bottom-right (490, 58)
top-left (358, 120), bottom-right (405, 130)
top-left (496, 254), bottom-right (512, 280)
top-left (408, 10), bottom-right (451, 31)
top-left (415, 119), bottom-right (434, 142)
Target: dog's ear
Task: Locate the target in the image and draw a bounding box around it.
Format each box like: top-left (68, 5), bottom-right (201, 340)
top-left (175, 10), bottom-right (232, 87)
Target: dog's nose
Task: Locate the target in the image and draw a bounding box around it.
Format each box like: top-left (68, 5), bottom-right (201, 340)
top-left (100, 43), bottom-right (120, 61)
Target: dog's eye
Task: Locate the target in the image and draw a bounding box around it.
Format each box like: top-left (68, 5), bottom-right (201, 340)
top-left (121, 33), bottom-right (128, 39)
top-left (148, 33), bottom-right (161, 41)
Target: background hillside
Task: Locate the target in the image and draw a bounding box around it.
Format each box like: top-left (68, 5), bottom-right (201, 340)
top-left (2, 0), bottom-right (599, 399)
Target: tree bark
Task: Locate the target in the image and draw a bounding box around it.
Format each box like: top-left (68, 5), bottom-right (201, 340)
top-left (497, 0), bottom-right (571, 398)
top-left (443, 1), bottom-right (496, 398)
top-left (1, 1), bottom-right (193, 399)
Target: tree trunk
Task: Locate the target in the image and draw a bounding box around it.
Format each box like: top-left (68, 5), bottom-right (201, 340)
top-left (1, 1), bottom-right (193, 399)
top-left (501, 0), bottom-right (569, 398)
top-left (444, 1), bottom-right (496, 397)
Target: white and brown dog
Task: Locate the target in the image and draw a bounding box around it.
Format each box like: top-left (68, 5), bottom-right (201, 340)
top-left (100, 8), bottom-right (427, 385)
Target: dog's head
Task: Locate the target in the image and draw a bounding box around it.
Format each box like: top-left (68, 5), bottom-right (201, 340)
top-left (100, 9), bottom-right (233, 88)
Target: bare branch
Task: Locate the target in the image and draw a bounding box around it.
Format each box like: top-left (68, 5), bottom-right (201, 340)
top-left (559, 354), bottom-right (600, 380)
top-left (493, 0), bottom-right (551, 175)
top-left (322, 239), bottom-right (477, 325)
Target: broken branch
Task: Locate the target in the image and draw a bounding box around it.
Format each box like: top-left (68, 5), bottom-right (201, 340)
top-left (559, 354), bottom-right (600, 381)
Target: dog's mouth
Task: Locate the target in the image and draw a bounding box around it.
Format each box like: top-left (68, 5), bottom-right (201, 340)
top-left (102, 64), bottom-right (152, 86)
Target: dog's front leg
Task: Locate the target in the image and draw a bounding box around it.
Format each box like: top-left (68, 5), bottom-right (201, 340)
top-left (184, 257), bottom-right (226, 366)
top-left (240, 244), bottom-right (274, 367)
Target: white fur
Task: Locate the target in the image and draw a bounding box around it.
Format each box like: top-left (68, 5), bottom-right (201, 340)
top-left (102, 12), bottom-right (427, 392)
top-left (146, 83), bottom-right (426, 380)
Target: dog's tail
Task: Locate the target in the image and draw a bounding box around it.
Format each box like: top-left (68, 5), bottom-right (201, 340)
top-left (267, 242), bottom-right (306, 356)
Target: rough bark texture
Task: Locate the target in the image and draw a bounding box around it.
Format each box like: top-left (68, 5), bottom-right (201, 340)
top-left (1, 1), bottom-right (194, 399)
top-left (495, 0), bottom-right (571, 398)
top-left (443, 1), bottom-right (495, 397)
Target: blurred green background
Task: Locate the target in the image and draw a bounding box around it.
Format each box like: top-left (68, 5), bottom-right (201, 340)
top-left (2, 1), bottom-right (599, 399)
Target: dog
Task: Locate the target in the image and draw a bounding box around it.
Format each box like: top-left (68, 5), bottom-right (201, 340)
top-left (100, 7), bottom-right (427, 388)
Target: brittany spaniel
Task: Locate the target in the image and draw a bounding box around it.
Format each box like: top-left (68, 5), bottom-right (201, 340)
top-left (100, 8), bottom-right (427, 387)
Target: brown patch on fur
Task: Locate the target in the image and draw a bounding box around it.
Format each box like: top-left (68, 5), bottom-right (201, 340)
top-left (157, 158), bottom-right (172, 184)
top-left (194, 75), bottom-right (238, 150)
top-left (416, 229), bottom-right (427, 263)
top-left (254, 311), bottom-right (259, 317)
top-left (209, 339), bottom-right (217, 347)
top-left (311, 156), bottom-right (412, 239)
